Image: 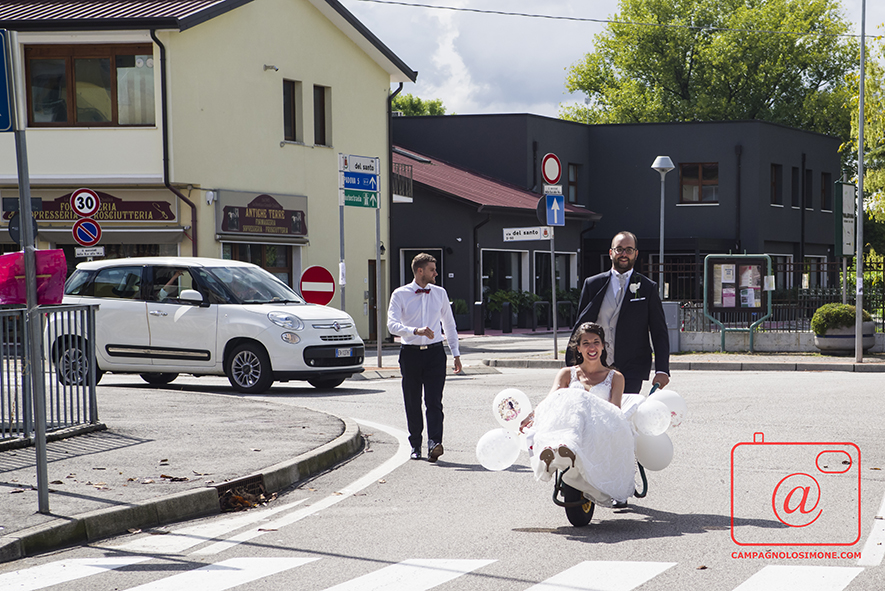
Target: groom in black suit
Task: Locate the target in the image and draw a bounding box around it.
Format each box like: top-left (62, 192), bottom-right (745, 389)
top-left (569, 231), bottom-right (670, 394)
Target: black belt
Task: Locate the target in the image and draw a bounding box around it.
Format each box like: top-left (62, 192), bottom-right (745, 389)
top-left (402, 341), bottom-right (443, 351)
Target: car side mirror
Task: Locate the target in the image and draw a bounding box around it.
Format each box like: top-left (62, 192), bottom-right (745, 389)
top-left (179, 289), bottom-right (206, 306)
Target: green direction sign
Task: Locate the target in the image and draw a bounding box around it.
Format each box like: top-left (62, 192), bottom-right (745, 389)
top-left (344, 189), bottom-right (378, 208)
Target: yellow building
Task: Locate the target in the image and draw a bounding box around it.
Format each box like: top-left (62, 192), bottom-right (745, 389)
top-left (0, 0), bottom-right (416, 340)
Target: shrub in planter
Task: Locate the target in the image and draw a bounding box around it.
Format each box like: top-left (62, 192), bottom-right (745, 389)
top-left (451, 298), bottom-right (470, 331)
top-left (811, 303), bottom-right (875, 352)
top-left (810, 303), bottom-right (871, 334)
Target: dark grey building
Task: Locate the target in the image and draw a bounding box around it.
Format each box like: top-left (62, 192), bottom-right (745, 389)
top-left (391, 146), bottom-right (597, 330)
top-left (393, 115), bottom-right (842, 300)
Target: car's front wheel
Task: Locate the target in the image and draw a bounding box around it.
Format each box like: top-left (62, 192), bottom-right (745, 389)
top-left (54, 337), bottom-right (103, 386)
top-left (308, 376), bottom-right (346, 389)
top-left (139, 373), bottom-right (179, 385)
top-left (225, 343), bottom-right (274, 393)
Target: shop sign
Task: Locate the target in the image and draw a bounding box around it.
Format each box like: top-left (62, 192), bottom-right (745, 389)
top-left (1, 192), bottom-right (175, 223)
top-left (219, 193), bottom-right (307, 237)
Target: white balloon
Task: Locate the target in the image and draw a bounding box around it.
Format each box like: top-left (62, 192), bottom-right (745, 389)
top-left (649, 389), bottom-right (688, 427)
top-left (492, 388), bottom-right (532, 430)
top-left (632, 399), bottom-right (671, 436)
top-left (634, 432), bottom-right (674, 471)
top-left (476, 428), bottom-right (521, 471)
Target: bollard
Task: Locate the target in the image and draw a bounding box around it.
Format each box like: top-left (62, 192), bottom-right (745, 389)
top-left (501, 301), bottom-right (512, 333)
top-left (473, 301), bottom-right (484, 335)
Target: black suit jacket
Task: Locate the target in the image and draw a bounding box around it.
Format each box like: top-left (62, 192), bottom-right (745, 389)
top-left (568, 271), bottom-right (670, 381)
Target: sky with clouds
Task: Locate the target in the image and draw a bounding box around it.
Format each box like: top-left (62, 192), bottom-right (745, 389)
top-left (338, 0), bottom-right (885, 118)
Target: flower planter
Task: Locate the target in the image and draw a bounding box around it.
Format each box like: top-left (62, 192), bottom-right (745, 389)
top-left (813, 321), bottom-right (875, 352)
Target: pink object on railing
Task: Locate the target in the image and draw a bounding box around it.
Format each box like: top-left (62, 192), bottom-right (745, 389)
top-left (0, 249), bottom-right (67, 305)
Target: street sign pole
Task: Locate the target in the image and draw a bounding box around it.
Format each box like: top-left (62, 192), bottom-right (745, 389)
top-left (550, 232), bottom-right (557, 360)
top-left (3, 28), bottom-right (50, 513)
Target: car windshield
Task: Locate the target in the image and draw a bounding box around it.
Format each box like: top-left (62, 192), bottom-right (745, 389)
top-left (205, 266), bottom-right (305, 304)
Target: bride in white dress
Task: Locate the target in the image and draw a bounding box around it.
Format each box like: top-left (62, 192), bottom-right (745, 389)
top-left (520, 322), bottom-right (637, 505)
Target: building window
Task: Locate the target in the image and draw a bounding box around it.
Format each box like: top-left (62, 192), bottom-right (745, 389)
top-left (805, 168), bottom-right (813, 210)
top-left (223, 243), bottom-right (292, 287)
top-left (313, 85), bottom-right (330, 146)
top-left (821, 172), bottom-right (833, 211)
top-left (482, 250), bottom-right (522, 295)
top-left (283, 80), bottom-right (302, 142)
top-left (791, 167), bottom-right (800, 208)
top-left (770, 164), bottom-right (783, 205)
top-left (680, 163), bottom-right (718, 203)
top-left (26, 44), bottom-right (155, 127)
top-left (567, 163), bottom-right (578, 203)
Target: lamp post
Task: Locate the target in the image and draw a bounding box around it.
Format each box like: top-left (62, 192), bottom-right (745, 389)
top-left (651, 156), bottom-right (675, 300)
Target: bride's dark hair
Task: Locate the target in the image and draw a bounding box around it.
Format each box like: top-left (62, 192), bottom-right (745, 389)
top-left (568, 322), bottom-right (609, 367)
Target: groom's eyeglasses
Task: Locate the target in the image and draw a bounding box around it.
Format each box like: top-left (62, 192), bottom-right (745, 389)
top-left (611, 247), bottom-right (636, 255)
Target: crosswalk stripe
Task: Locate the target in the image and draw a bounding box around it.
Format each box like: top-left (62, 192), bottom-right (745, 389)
top-left (125, 557), bottom-right (318, 590)
top-left (0, 556), bottom-right (151, 591)
top-left (526, 561), bottom-right (677, 591)
top-left (107, 498), bottom-right (308, 555)
top-left (732, 565), bottom-right (864, 591)
top-left (858, 490), bottom-right (885, 566)
top-left (320, 559), bottom-right (495, 591)
top-left (192, 419), bottom-right (411, 556)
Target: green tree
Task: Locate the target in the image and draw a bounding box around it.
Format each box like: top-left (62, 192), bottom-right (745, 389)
top-left (560, 0), bottom-right (857, 140)
top-left (391, 93), bottom-right (447, 116)
top-left (842, 38), bottom-right (885, 256)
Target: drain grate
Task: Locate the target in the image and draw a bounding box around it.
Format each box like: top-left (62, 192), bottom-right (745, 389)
top-left (214, 474), bottom-right (266, 511)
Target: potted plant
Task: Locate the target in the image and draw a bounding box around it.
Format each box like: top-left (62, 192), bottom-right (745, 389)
top-left (811, 303), bottom-right (875, 352)
top-left (516, 291), bottom-right (540, 328)
top-left (451, 298), bottom-right (470, 331)
top-left (486, 290), bottom-right (518, 329)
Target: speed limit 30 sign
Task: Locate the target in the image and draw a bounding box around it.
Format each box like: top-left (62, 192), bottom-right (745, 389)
top-left (70, 188), bottom-right (101, 218)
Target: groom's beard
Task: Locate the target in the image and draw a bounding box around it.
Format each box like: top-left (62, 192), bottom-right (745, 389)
top-left (612, 256), bottom-right (634, 273)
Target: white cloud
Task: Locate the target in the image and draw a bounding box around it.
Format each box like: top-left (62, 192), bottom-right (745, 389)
top-left (340, 0), bottom-right (885, 118)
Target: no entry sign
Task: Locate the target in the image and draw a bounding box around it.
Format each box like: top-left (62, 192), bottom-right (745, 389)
top-left (300, 265), bottom-right (336, 305)
top-left (541, 153), bottom-right (561, 185)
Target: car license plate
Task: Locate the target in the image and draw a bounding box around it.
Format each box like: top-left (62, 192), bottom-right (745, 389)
top-left (335, 348), bottom-right (352, 358)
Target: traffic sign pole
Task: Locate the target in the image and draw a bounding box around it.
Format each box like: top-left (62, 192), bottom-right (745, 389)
top-left (5, 28), bottom-right (50, 514)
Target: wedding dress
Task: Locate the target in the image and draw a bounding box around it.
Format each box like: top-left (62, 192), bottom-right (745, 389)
top-left (528, 367), bottom-right (637, 504)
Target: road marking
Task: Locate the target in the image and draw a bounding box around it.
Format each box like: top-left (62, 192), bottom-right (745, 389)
top-left (192, 419), bottom-right (410, 555)
top-left (0, 556), bottom-right (151, 591)
top-left (857, 490), bottom-right (885, 566)
top-left (526, 561), bottom-right (676, 591)
top-left (321, 559), bottom-right (495, 591)
top-left (732, 565), bottom-right (863, 591)
top-left (106, 498), bottom-right (308, 555)
top-left (126, 557), bottom-right (317, 590)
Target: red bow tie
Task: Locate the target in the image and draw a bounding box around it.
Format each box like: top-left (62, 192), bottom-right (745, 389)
top-left (415, 288), bottom-right (430, 294)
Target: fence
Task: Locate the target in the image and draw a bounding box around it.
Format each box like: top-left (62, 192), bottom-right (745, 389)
top-left (0, 304), bottom-right (99, 445)
top-left (644, 259), bottom-right (885, 333)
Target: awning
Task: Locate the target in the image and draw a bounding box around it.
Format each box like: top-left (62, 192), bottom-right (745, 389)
top-left (32, 226), bottom-right (187, 245)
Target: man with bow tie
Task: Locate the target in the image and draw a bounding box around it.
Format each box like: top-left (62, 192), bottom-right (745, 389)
top-left (569, 231), bottom-right (670, 394)
top-left (387, 253), bottom-right (462, 462)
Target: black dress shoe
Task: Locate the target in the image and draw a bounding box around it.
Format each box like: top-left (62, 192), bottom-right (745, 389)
top-left (428, 442), bottom-right (444, 463)
top-left (612, 499), bottom-right (629, 508)
top-left (410, 448), bottom-right (422, 460)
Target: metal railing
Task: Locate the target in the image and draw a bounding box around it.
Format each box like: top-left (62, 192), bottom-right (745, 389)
top-left (645, 260), bottom-right (885, 333)
top-left (0, 304), bottom-right (99, 444)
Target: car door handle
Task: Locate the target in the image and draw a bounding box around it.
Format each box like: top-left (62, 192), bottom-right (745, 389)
top-left (149, 310), bottom-right (168, 317)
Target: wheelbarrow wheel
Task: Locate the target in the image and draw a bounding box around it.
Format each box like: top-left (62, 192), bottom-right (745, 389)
top-left (562, 482), bottom-right (595, 527)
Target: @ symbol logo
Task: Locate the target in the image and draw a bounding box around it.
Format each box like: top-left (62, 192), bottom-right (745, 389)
top-left (772, 473), bottom-right (822, 528)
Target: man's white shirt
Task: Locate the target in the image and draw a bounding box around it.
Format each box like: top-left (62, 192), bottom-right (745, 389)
top-left (387, 281), bottom-right (460, 357)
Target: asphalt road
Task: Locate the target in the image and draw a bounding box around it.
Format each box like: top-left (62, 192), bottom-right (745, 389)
top-left (1, 368), bottom-right (883, 590)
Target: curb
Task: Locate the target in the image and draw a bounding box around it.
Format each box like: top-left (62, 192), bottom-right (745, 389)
top-left (0, 417), bottom-right (363, 564)
top-left (352, 365), bottom-right (501, 380)
top-left (482, 359), bottom-right (885, 372)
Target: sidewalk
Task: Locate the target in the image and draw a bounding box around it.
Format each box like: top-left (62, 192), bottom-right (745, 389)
top-left (3, 329), bottom-right (884, 563)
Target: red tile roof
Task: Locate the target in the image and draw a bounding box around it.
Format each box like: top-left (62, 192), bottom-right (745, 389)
top-left (393, 146), bottom-right (598, 219)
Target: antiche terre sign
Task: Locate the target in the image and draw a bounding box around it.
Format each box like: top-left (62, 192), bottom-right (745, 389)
top-left (221, 194), bottom-right (307, 237)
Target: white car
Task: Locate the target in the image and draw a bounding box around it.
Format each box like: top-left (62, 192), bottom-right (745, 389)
top-left (50, 257), bottom-right (364, 393)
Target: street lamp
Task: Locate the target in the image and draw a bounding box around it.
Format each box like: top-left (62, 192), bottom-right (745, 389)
top-left (651, 156), bottom-right (675, 299)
